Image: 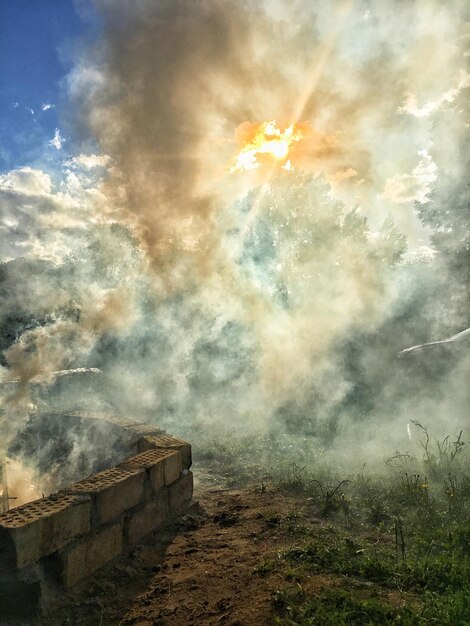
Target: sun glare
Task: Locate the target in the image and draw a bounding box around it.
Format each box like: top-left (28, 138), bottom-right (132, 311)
top-left (230, 120), bottom-right (305, 173)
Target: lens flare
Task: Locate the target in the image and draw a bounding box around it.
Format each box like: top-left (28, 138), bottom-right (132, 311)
top-left (230, 120), bottom-right (305, 173)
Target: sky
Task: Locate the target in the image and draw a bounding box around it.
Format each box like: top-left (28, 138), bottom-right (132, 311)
top-left (0, 0), bottom-right (467, 263)
top-left (0, 0), bottom-right (97, 173)
top-left (1, 1), bottom-right (467, 232)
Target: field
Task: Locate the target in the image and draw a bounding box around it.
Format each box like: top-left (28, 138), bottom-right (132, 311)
top-left (38, 422), bottom-right (470, 626)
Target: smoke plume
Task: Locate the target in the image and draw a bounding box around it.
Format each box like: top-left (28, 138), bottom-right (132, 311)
top-left (1, 0), bottom-right (468, 470)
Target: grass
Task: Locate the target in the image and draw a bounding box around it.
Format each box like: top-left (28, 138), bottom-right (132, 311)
top-left (280, 535), bottom-right (470, 593)
top-left (190, 419), bottom-right (470, 624)
top-left (272, 587), bottom-right (421, 625)
top-left (267, 505), bottom-right (470, 624)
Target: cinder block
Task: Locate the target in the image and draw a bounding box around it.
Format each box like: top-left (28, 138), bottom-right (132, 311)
top-left (66, 467), bottom-right (145, 526)
top-left (103, 415), bottom-right (163, 435)
top-left (139, 435), bottom-right (192, 469)
top-left (0, 494), bottom-right (91, 568)
top-left (120, 449), bottom-right (182, 489)
top-left (127, 493), bottom-right (169, 545)
top-left (59, 522), bottom-right (123, 587)
top-left (65, 413), bottom-right (164, 447)
top-left (124, 423), bottom-right (165, 437)
top-left (168, 471), bottom-right (193, 516)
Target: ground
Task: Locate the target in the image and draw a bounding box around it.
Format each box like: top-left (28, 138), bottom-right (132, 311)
top-left (43, 470), bottom-right (302, 625)
top-left (37, 463), bottom-right (433, 626)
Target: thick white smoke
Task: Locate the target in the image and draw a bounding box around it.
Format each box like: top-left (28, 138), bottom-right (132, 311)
top-left (0, 0), bottom-right (468, 466)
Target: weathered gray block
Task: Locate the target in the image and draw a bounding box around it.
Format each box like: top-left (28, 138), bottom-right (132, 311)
top-left (127, 493), bottom-right (169, 545)
top-left (139, 435), bottom-right (192, 469)
top-left (168, 471), bottom-right (193, 515)
top-left (59, 522), bottom-right (123, 587)
top-left (66, 467), bottom-right (145, 526)
top-left (120, 449), bottom-right (182, 490)
top-left (0, 494), bottom-right (91, 568)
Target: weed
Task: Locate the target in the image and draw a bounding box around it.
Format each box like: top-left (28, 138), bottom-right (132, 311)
top-left (410, 420), bottom-right (466, 481)
top-left (309, 478), bottom-right (350, 516)
top-left (280, 463), bottom-right (308, 492)
top-left (192, 421), bottom-right (470, 623)
top-left (272, 587), bottom-right (420, 625)
top-left (253, 558), bottom-right (277, 576)
top-left (265, 513), bottom-right (283, 527)
top-left (395, 517), bottom-right (406, 565)
top-left (284, 567), bottom-right (303, 582)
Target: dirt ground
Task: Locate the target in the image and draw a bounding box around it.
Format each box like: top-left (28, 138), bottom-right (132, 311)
top-left (37, 467), bottom-right (318, 625)
top-left (39, 465), bottom-right (410, 626)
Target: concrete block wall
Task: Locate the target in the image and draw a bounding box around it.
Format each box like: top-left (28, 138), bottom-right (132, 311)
top-left (0, 415), bottom-right (192, 614)
top-left (139, 434), bottom-right (192, 469)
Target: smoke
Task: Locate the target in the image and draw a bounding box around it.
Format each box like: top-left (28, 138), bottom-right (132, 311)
top-left (1, 0), bottom-right (468, 474)
top-left (73, 0), bottom-right (459, 267)
top-left (2, 458), bottom-right (42, 509)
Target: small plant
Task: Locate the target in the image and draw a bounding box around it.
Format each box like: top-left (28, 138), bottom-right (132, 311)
top-left (398, 472), bottom-right (431, 507)
top-left (280, 463), bottom-right (308, 492)
top-left (310, 478), bottom-right (350, 515)
top-left (264, 513), bottom-right (282, 527)
top-left (284, 566), bottom-right (303, 582)
top-left (394, 516), bottom-right (406, 565)
top-left (253, 558), bottom-right (277, 576)
top-left (410, 419), bottom-right (467, 480)
top-left (368, 500), bottom-right (390, 526)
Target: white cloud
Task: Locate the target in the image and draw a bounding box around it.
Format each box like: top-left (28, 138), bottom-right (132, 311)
top-left (49, 128), bottom-right (64, 150)
top-left (41, 103), bottom-right (55, 111)
top-left (382, 150), bottom-right (437, 205)
top-left (398, 70), bottom-right (470, 118)
top-left (66, 154), bottom-right (111, 169)
top-left (0, 167), bottom-right (52, 195)
top-left (67, 62), bottom-right (106, 100)
top-left (0, 164), bottom-right (108, 263)
top-left (12, 102), bottom-right (19, 109)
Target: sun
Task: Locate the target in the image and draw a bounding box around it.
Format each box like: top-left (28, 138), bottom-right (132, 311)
top-left (229, 120), bottom-right (305, 173)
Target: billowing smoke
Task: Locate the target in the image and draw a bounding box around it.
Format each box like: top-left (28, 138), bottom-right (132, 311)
top-left (0, 0), bottom-right (468, 476)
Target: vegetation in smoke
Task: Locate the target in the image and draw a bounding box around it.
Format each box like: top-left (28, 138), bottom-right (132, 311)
top-left (194, 420), bottom-right (470, 625)
top-left (1, 170), bottom-right (468, 438)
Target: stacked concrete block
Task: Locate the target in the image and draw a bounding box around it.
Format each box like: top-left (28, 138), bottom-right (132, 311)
top-left (139, 434), bottom-right (192, 469)
top-left (135, 433), bottom-right (194, 516)
top-left (120, 448), bottom-right (183, 488)
top-left (0, 494), bottom-right (91, 568)
top-left (0, 413), bottom-right (193, 612)
top-left (66, 467), bottom-right (146, 525)
top-left (59, 522), bottom-right (124, 588)
top-left (169, 471), bottom-right (194, 515)
top-left (127, 493), bottom-right (169, 545)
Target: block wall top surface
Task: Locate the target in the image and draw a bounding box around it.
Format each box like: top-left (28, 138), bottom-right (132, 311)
top-left (120, 448), bottom-right (180, 469)
top-left (64, 412), bottom-right (165, 435)
top-left (66, 467), bottom-right (143, 495)
top-left (123, 423), bottom-right (165, 435)
top-left (144, 434), bottom-right (189, 447)
top-left (0, 494), bottom-right (87, 529)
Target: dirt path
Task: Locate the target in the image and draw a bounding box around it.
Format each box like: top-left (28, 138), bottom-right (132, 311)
top-left (43, 471), bottom-right (328, 626)
top-left (121, 487), bottom-right (280, 625)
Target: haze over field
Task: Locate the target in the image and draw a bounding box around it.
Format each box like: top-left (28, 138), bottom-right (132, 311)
top-left (0, 0), bottom-right (468, 462)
